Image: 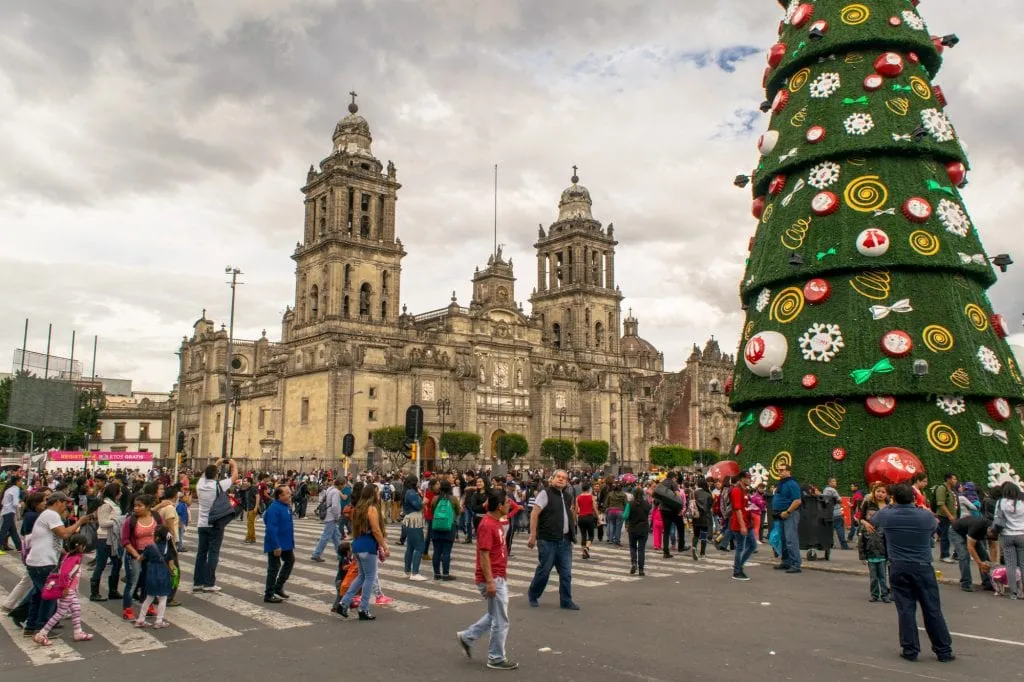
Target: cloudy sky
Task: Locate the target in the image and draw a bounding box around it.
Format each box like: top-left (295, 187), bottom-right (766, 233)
top-left (2, 0), bottom-right (1022, 391)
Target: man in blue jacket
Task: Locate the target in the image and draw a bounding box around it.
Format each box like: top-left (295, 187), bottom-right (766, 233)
top-left (264, 485), bottom-right (296, 604)
top-left (771, 464), bottom-right (803, 573)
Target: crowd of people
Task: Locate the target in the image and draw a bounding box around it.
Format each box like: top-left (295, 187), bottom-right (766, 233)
top-left (1, 461), bottom-right (1022, 668)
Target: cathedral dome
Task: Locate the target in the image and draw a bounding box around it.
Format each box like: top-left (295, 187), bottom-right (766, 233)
top-left (332, 96), bottom-right (373, 156)
top-left (620, 311), bottom-right (658, 356)
top-left (557, 169), bottom-right (593, 221)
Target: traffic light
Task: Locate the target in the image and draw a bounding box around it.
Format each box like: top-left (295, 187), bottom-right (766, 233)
top-left (410, 442), bottom-right (418, 461)
top-left (176, 430), bottom-right (186, 453)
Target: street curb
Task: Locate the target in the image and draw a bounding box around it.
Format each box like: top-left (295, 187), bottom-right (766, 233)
top-left (800, 561), bottom-right (960, 586)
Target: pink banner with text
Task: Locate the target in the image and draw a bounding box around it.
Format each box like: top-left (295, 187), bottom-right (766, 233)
top-left (48, 451), bottom-right (154, 463)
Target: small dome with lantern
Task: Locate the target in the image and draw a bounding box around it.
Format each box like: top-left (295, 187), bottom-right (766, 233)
top-left (557, 168), bottom-right (594, 221)
top-left (332, 92), bottom-right (373, 157)
top-left (621, 310), bottom-right (663, 371)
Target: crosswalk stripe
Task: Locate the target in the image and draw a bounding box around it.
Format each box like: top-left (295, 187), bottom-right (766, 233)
top-left (156, 604), bottom-right (242, 641)
top-left (0, 586), bottom-right (85, 666)
top-left (186, 588), bottom-right (310, 630)
top-left (78, 599), bottom-right (166, 653)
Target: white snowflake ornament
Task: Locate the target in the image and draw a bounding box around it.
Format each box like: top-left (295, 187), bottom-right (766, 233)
top-left (936, 395), bottom-right (966, 416)
top-left (756, 288), bottom-right (772, 313)
top-left (921, 108), bottom-right (956, 142)
top-left (988, 463), bottom-right (1023, 490)
top-left (749, 464), bottom-right (770, 488)
top-left (808, 161), bottom-right (841, 189)
top-left (809, 73), bottom-right (841, 99)
top-left (844, 113), bottom-right (875, 136)
top-left (902, 10), bottom-right (926, 31)
top-left (799, 323), bottom-right (845, 362)
top-left (937, 199), bottom-right (971, 237)
top-left (978, 345), bottom-right (1002, 374)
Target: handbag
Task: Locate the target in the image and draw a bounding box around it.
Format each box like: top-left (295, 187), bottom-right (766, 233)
top-left (208, 480), bottom-right (235, 528)
top-left (654, 482), bottom-right (683, 514)
top-left (80, 522), bottom-right (98, 553)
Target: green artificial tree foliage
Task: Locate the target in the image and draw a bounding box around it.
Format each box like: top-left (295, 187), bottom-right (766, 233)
top-left (576, 440), bottom-right (610, 468)
top-left (439, 431), bottom-right (482, 463)
top-left (541, 438), bottom-right (576, 467)
top-left (372, 426), bottom-right (410, 462)
top-left (496, 433), bottom-right (529, 464)
top-left (728, 0), bottom-right (1024, 491)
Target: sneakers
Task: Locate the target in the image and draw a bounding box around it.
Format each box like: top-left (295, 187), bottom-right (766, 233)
top-left (442, 575), bottom-right (456, 582)
top-left (409, 574), bottom-right (428, 582)
top-left (204, 586), bottom-right (223, 593)
top-left (122, 608), bottom-right (135, 621)
top-left (357, 611), bottom-right (376, 621)
top-left (456, 632), bottom-right (472, 659)
top-left (732, 572), bottom-right (751, 581)
top-left (486, 659), bottom-right (519, 670)
top-left (264, 595), bottom-right (284, 604)
top-left (375, 595), bottom-right (394, 606)
top-left (147, 606), bottom-right (157, 617)
top-left (311, 556), bottom-right (326, 563)
top-left (940, 557), bottom-right (956, 564)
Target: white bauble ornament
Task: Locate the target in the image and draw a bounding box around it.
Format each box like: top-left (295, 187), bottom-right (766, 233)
top-left (744, 331), bottom-right (789, 377)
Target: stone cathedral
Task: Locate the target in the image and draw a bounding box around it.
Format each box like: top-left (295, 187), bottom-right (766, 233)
top-left (171, 98), bottom-right (738, 472)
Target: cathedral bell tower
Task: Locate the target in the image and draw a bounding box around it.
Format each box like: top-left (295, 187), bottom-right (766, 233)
top-left (287, 93), bottom-right (405, 339)
top-left (530, 169), bottom-right (622, 354)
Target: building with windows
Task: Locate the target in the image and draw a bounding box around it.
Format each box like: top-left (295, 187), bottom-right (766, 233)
top-left (171, 98), bottom-right (737, 472)
top-left (95, 392), bottom-right (174, 459)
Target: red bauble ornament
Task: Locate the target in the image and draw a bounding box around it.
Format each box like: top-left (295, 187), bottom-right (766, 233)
top-left (768, 174), bottom-right (787, 196)
top-left (791, 3), bottom-right (815, 28)
top-left (801, 374), bottom-right (818, 389)
top-left (724, 375), bottom-right (734, 395)
top-left (768, 43), bottom-right (787, 68)
top-left (987, 398), bottom-right (1012, 422)
top-left (888, 16), bottom-right (902, 27)
top-left (806, 125), bottom-right (826, 144)
top-left (863, 74), bottom-right (884, 92)
top-left (874, 52), bottom-right (905, 77)
top-left (831, 447), bottom-right (847, 462)
top-left (881, 330), bottom-right (914, 358)
top-left (932, 36), bottom-right (945, 53)
top-left (759, 406), bottom-right (785, 432)
top-left (752, 195), bottom-right (766, 219)
top-left (946, 162), bottom-right (967, 187)
top-left (933, 85), bottom-right (947, 107)
top-left (811, 191), bottom-right (840, 216)
top-left (865, 447), bottom-right (925, 486)
top-left (991, 314), bottom-right (1010, 338)
top-left (907, 52), bottom-right (920, 64)
top-left (772, 89), bottom-right (790, 113)
top-left (733, 444), bottom-right (743, 456)
top-left (763, 67), bottom-right (772, 89)
top-left (748, 236), bottom-right (756, 252)
top-left (804, 278), bottom-right (831, 304)
top-left (902, 197), bottom-right (933, 223)
top-left (708, 460), bottom-right (741, 482)
top-left (865, 395), bottom-right (897, 417)
top-left (808, 19), bottom-right (829, 36)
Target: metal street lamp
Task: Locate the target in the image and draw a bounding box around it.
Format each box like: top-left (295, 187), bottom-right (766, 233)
top-left (221, 266), bottom-right (243, 461)
top-left (437, 398), bottom-right (452, 441)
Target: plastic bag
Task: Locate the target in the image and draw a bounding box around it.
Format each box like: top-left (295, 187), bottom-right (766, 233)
top-left (768, 520), bottom-right (783, 556)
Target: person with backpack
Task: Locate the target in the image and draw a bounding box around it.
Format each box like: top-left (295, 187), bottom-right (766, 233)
top-left (715, 478), bottom-right (734, 552)
top-left (89, 482), bottom-right (124, 602)
top-left (312, 478), bottom-right (345, 562)
top-left (32, 533), bottom-right (94, 646)
top-left (933, 473), bottom-right (960, 564)
top-left (690, 478), bottom-right (713, 561)
top-left (729, 471), bottom-right (756, 581)
top-left (430, 480), bottom-right (461, 581)
top-left (192, 458), bottom-right (239, 594)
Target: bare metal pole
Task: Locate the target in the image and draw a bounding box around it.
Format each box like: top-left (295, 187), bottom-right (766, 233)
top-left (91, 336), bottom-right (98, 380)
top-left (43, 324), bottom-right (52, 379)
top-left (221, 267), bottom-right (242, 461)
top-left (493, 164), bottom-right (498, 259)
top-left (20, 319), bottom-right (28, 373)
top-left (69, 330), bottom-right (76, 379)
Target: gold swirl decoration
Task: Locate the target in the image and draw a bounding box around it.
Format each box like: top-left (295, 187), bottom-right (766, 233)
top-left (844, 54), bottom-right (865, 64)
top-left (808, 401), bottom-right (846, 437)
top-left (761, 203), bottom-right (775, 224)
top-left (744, 321), bottom-right (755, 341)
top-left (841, 4), bottom-right (871, 26)
top-left (770, 287), bottom-right (805, 324)
top-left (770, 451), bottom-right (793, 480)
top-left (848, 158), bottom-right (867, 166)
top-left (844, 175), bottom-right (889, 213)
top-left (926, 421), bottom-right (959, 453)
top-left (909, 76), bottom-right (931, 100)
top-left (790, 107), bottom-right (808, 128)
top-left (964, 304), bottom-right (989, 332)
top-left (850, 269), bottom-right (892, 301)
top-left (1008, 357), bottom-right (1023, 385)
top-left (909, 230), bottom-right (940, 256)
top-left (886, 97), bottom-right (910, 116)
top-left (922, 324), bottom-right (955, 352)
top-left (950, 368), bottom-right (971, 389)
top-left (781, 216), bottom-right (813, 250)
top-left (789, 68), bottom-right (811, 93)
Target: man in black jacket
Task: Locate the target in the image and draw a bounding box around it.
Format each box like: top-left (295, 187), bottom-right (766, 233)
top-left (658, 472), bottom-right (688, 558)
top-left (526, 470), bottom-right (579, 610)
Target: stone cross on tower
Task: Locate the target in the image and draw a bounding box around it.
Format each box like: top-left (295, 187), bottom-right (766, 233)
top-left (571, 165), bottom-right (579, 183)
top-left (348, 91), bottom-right (358, 113)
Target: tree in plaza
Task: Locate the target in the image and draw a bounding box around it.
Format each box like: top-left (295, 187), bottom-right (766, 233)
top-left (372, 425), bottom-right (411, 468)
top-left (649, 445), bottom-right (694, 469)
top-left (495, 433), bottom-right (529, 465)
top-left (576, 440), bottom-right (610, 469)
top-left (439, 431), bottom-right (481, 464)
top-left (541, 438), bottom-right (576, 468)
top-left (727, 0), bottom-right (1024, 491)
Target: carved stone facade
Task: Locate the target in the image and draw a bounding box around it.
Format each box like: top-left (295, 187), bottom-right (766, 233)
top-left (171, 100), bottom-right (735, 471)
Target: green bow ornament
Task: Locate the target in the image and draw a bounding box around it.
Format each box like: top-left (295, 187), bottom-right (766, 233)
top-left (816, 248), bottom-right (837, 261)
top-left (850, 358), bottom-right (895, 385)
top-left (926, 179), bottom-right (956, 196)
top-left (891, 84), bottom-right (913, 93)
top-left (842, 96), bottom-right (869, 106)
top-left (737, 413), bottom-right (755, 430)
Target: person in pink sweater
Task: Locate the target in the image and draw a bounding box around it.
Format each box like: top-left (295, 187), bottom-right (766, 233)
top-left (750, 485), bottom-right (768, 543)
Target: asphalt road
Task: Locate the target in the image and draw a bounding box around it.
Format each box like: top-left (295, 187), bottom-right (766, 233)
top-left (2, 521), bottom-right (1022, 681)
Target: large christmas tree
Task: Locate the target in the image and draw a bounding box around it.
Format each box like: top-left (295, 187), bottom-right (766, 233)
top-left (728, 0), bottom-right (1024, 491)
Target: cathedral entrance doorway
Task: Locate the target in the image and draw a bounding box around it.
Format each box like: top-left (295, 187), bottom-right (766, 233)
top-left (710, 437), bottom-right (722, 453)
top-left (490, 429), bottom-right (507, 461)
top-left (423, 436), bottom-right (437, 472)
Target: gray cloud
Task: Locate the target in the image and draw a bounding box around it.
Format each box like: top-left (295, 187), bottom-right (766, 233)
top-left (1, 0), bottom-right (1021, 389)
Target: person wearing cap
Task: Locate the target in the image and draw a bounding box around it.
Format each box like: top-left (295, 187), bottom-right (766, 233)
top-left (23, 492), bottom-right (93, 636)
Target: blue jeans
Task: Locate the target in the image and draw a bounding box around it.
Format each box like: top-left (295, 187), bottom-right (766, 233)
top-left (527, 536), bottom-right (574, 606)
top-left (950, 531), bottom-right (992, 589)
top-left (25, 564), bottom-right (57, 631)
top-left (341, 551), bottom-right (379, 615)
top-left (606, 509), bottom-right (624, 544)
top-left (937, 517), bottom-right (952, 559)
top-left (90, 539), bottom-right (122, 594)
top-left (177, 524), bottom-right (185, 551)
top-left (460, 577), bottom-right (510, 663)
top-left (732, 528), bottom-right (757, 574)
top-left (312, 521), bottom-right (341, 560)
top-left (404, 527), bottom-right (425, 574)
top-left (122, 555), bottom-right (138, 609)
top-left (780, 511), bottom-right (801, 569)
top-left (194, 524), bottom-right (226, 588)
top-left (890, 561), bottom-right (953, 658)
top-left (432, 538), bottom-right (454, 577)
top-left (0, 512), bottom-right (21, 551)
top-left (833, 516), bottom-right (850, 549)
top-left (460, 509), bottom-right (475, 541)
top-left (868, 561), bottom-right (890, 599)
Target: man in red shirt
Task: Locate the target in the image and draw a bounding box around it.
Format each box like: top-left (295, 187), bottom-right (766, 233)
top-left (456, 489), bottom-right (518, 671)
top-left (730, 470), bottom-right (756, 581)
